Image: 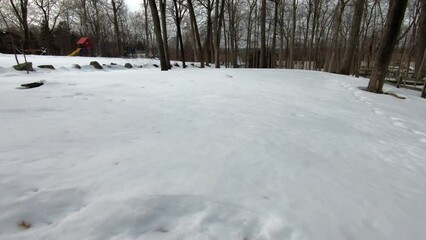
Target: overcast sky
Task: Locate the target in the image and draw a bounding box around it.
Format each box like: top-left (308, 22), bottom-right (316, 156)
top-left (126, 0), bottom-right (141, 12)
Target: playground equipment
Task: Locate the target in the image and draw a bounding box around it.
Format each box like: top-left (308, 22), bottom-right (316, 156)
top-left (68, 48), bottom-right (81, 56)
top-left (69, 37), bottom-right (92, 56)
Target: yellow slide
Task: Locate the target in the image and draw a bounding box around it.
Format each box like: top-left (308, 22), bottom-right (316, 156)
top-left (68, 48), bottom-right (81, 56)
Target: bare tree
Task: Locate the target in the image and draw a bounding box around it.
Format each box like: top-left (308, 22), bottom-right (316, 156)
top-left (367, 0), bottom-right (409, 93)
top-left (226, 0), bottom-right (242, 68)
top-left (86, 0), bottom-right (103, 56)
top-left (172, 0), bottom-right (186, 67)
top-left (259, 0), bottom-right (267, 68)
top-left (213, 0), bottom-right (225, 68)
top-left (416, 0), bottom-right (426, 79)
top-left (325, 0), bottom-right (347, 73)
top-left (148, 0), bottom-right (168, 70)
top-left (339, 0), bottom-right (366, 75)
top-left (143, 0), bottom-right (151, 57)
top-left (244, 0), bottom-right (257, 68)
top-left (419, 49), bottom-right (426, 97)
top-left (197, 0), bottom-right (214, 65)
top-left (159, 0), bottom-right (171, 68)
top-left (270, 0), bottom-right (280, 68)
top-left (111, 0), bottom-right (124, 56)
top-left (307, 0), bottom-right (321, 70)
top-left (288, 0), bottom-right (297, 69)
top-left (9, 0), bottom-right (29, 49)
top-left (34, 0), bottom-right (67, 53)
top-left (77, 0), bottom-right (89, 35)
top-left (187, 0), bottom-right (204, 67)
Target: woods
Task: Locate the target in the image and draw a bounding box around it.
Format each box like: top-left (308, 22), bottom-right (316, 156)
top-left (0, 0), bottom-right (425, 93)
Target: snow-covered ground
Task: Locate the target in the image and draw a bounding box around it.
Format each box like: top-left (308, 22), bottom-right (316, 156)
top-left (1, 54), bottom-right (426, 240)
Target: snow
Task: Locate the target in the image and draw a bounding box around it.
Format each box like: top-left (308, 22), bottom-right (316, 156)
top-left (1, 54), bottom-right (426, 240)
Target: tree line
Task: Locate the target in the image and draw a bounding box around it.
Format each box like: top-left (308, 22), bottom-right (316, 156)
top-left (1, 0), bottom-right (425, 95)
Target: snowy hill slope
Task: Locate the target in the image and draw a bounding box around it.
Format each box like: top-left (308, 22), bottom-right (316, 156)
top-left (1, 54), bottom-right (426, 240)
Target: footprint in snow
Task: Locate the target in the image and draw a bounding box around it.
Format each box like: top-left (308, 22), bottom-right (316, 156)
top-left (412, 130), bottom-right (426, 136)
top-left (392, 121), bottom-right (408, 129)
top-left (293, 113), bottom-right (304, 118)
top-left (372, 109), bottom-right (385, 116)
top-left (390, 117), bottom-right (404, 121)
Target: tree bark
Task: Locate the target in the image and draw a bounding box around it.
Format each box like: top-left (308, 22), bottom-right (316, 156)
top-left (159, 0), bottom-right (171, 69)
top-left (187, 0), bottom-right (204, 67)
top-left (9, 0), bottom-right (30, 49)
top-left (259, 0), bottom-right (267, 68)
top-left (421, 51), bottom-right (426, 98)
top-left (172, 0), bottom-right (186, 68)
top-left (143, 0), bottom-right (150, 57)
top-left (416, 0), bottom-right (426, 78)
top-left (227, 0), bottom-right (236, 67)
top-left (367, 0), bottom-right (408, 93)
top-left (308, 0), bottom-right (320, 70)
top-left (270, 0), bottom-right (280, 68)
top-left (148, 0), bottom-right (168, 70)
top-left (213, 0), bottom-right (226, 68)
top-left (245, 0), bottom-right (256, 68)
top-left (339, 0), bottom-right (366, 75)
top-left (422, 80), bottom-right (426, 98)
top-left (204, 0), bottom-right (213, 64)
top-left (303, 0), bottom-right (312, 65)
top-left (111, 0), bottom-right (123, 57)
top-left (417, 48), bottom-right (426, 91)
top-left (288, 0), bottom-right (297, 69)
top-left (326, 0), bottom-right (346, 73)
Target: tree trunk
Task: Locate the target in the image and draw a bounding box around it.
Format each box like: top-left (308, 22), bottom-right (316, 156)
top-left (227, 0), bottom-right (236, 68)
top-left (111, 0), bottom-right (122, 57)
top-left (245, 0), bottom-right (256, 68)
top-left (303, 0), bottom-right (312, 64)
top-left (223, 18), bottom-right (229, 67)
top-left (159, 0), bottom-right (171, 68)
top-left (187, 0), bottom-right (204, 67)
top-left (308, 0), bottom-right (320, 70)
top-left (326, 0), bottom-right (345, 73)
top-left (339, 0), bottom-right (366, 75)
top-left (143, 0), bottom-right (150, 57)
top-left (416, 0), bottom-right (426, 78)
top-left (417, 48), bottom-right (426, 88)
top-left (214, 0), bottom-right (226, 68)
top-left (9, 0), bottom-right (30, 49)
top-left (204, 0), bottom-right (213, 65)
top-left (270, 0), bottom-right (280, 68)
top-left (279, 0), bottom-right (285, 68)
top-left (213, 0), bottom-right (220, 67)
top-left (259, 0), bottom-right (267, 68)
top-left (422, 80), bottom-right (426, 98)
top-left (288, 0), bottom-right (297, 69)
top-left (421, 51), bottom-right (426, 98)
top-left (367, 0), bottom-right (408, 93)
top-left (173, 0), bottom-right (186, 68)
top-left (148, 0), bottom-right (168, 70)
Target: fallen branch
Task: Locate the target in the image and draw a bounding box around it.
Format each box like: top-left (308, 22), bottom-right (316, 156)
top-left (384, 92), bottom-right (406, 99)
